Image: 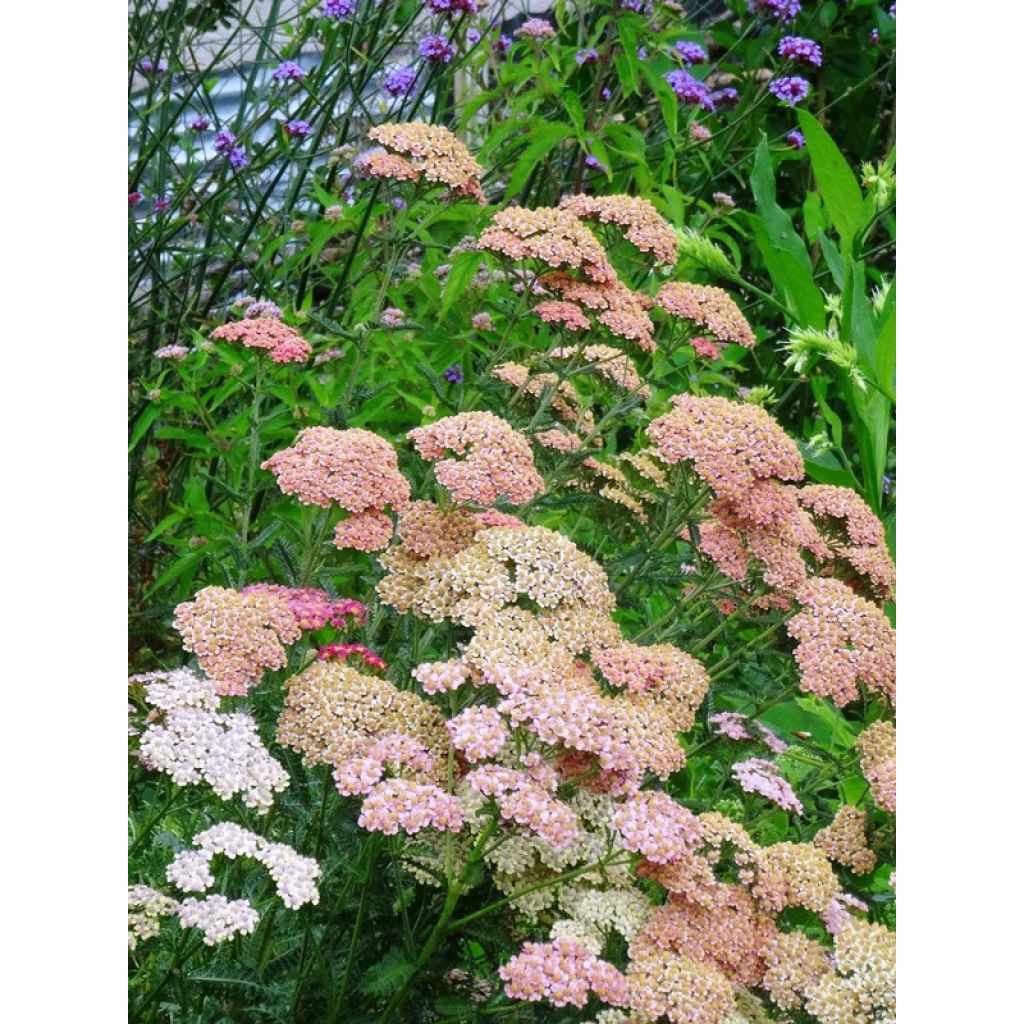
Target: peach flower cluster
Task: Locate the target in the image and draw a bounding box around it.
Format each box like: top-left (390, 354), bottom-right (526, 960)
top-left (814, 805), bottom-right (877, 874)
top-left (210, 317), bottom-right (312, 363)
top-left (656, 282), bottom-right (756, 348)
top-left (559, 193), bottom-right (679, 264)
top-left (856, 719), bottom-right (896, 813)
top-left (538, 271), bottom-right (656, 351)
top-left (407, 412), bottom-right (544, 506)
top-left (242, 584), bottom-right (366, 630)
top-left (173, 585), bottom-right (302, 695)
top-left (363, 122), bottom-right (484, 201)
top-left (491, 361), bottom-right (590, 425)
top-left (647, 395), bottom-right (803, 506)
top-left (787, 578), bottom-right (896, 707)
top-left (261, 426), bottom-right (411, 551)
top-left (731, 758), bottom-right (804, 814)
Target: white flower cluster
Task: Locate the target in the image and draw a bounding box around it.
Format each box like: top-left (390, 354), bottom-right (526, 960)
top-left (166, 823), bottom-right (321, 911)
top-left (138, 670), bottom-right (289, 811)
top-left (128, 884), bottom-right (178, 951)
top-left (177, 895), bottom-right (260, 946)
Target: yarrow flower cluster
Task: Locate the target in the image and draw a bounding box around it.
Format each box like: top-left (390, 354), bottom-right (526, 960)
top-left (137, 669), bottom-right (289, 811)
top-left (173, 585), bottom-right (302, 695)
top-left (408, 412), bottom-right (544, 506)
top-left (499, 937), bottom-right (628, 1008)
top-left (732, 758), bottom-right (804, 814)
top-left (262, 426), bottom-right (410, 551)
top-left (166, 823), bottom-right (320, 922)
top-left (656, 283), bottom-right (756, 347)
top-left (361, 122), bottom-right (484, 200)
top-left (129, 886), bottom-right (178, 950)
top-left (210, 317), bottom-right (312, 363)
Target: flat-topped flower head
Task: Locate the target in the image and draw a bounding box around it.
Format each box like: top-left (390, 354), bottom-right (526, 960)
top-left (613, 791), bottom-right (704, 863)
top-left (647, 395), bottom-right (803, 503)
top-left (805, 919), bottom-right (895, 1024)
top-left (814, 805), bottom-right (877, 875)
top-left (408, 412), bottom-right (544, 506)
top-left (499, 937), bottom-right (628, 1008)
top-left (262, 426), bottom-right (410, 514)
top-left (478, 206), bottom-right (615, 282)
top-left (788, 578), bottom-right (896, 707)
top-left (558, 194), bottom-right (679, 265)
top-left (366, 122), bottom-right (483, 199)
top-left (752, 840), bottom-right (840, 915)
top-left (625, 948), bottom-right (736, 1024)
top-left (173, 586), bottom-right (301, 695)
top-left (539, 272), bottom-right (656, 351)
top-left (656, 282), bottom-right (756, 348)
top-left (210, 317), bottom-right (312, 363)
top-left (549, 344), bottom-right (651, 396)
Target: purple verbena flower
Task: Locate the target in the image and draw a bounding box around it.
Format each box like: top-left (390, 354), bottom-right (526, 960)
top-left (637, 46), bottom-right (648, 59)
top-left (391, 197), bottom-right (407, 210)
top-left (229, 147), bottom-right (250, 169)
top-left (283, 119), bottom-right (313, 138)
top-left (786, 129), bottom-right (806, 149)
top-left (664, 70), bottom-right (715, 111)
top-left (675, 41), bottom-right (708, 66)
top-left (882, 474), bottom-right (892, 496)
top-left (710, 87), bottom-right (739, 108)
top-left (778, 36), bottom-right (823, 67)
top-left (584, 154), bottom-right (606, 172)
top-left (187, 115), bottom-right (211, 131)
top-left (128, 191), bottom-right (143, 207)
top-left (750, 0), bottom-right (801, 22)
top-left (213, 129), bottom-right (236, 154)
top-left (494, 35), bottom-right (513, 55)
top-left (768, 75), bottom-right (810, 106)
top-left (323, 0), bottom-right (358, 19)
top-left (152, 196), bottom-right (171, 212)
top-left (601, 87), bottom-right (612, 100)
top-left (443, 364), bottom-right (463, 384)
top-left (272, 60), bottom-right (306, 82)
top-left (467, 28), bottom-right (481, 45)
top-left (140, 58), bottom-right (168, 74)
top-left (425, 0), bottom-right (477, 11)
top-left (621, 0), bottom-right (643, 11)
top-left (383, 66), bottom-right (417, 98)
top-left (419, 34), bottom-right (456, 63)
top-left (575, 48), bottom-right (600, 65)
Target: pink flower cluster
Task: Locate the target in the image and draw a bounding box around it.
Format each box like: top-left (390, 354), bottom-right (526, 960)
top-left (210, 317), bottom-right (312, 363)
top-left (613, 791), bottom-right (704, 863)
top-left (173, 585), bottom-right (302, 695)
top-left (788, 578), bottom-right (896, 707)
top-left (242, 584), bottom-right (366, 630)
top-left (731, 758), bottom-right (804, 814)
top-left (407, 412), bottom-right (544, 506)
top-left (177, 894), bottom-right (260, 945)
top-left (412, 657), bottom-right (471, 694)
top-left (332, 734), bottom-right (437, 796)
top-left (446, 706), bottom-right (510, 762)
top-left (709, 712), bottom-right (788, 753)
top-left (357, 778), bottom-right (464, 834)
top-left (468, 765), bottom-right (579, 848)
top-left (656, 282), bottom-right (756, 348)
top-left (317, 642), bottom-right (387, 671)
top-left (498, 937), bottom-right (628, 1008)
top-left (647, 395), bottom-right (804, 507)
top-left (262, 427), bottom-right (411, 551)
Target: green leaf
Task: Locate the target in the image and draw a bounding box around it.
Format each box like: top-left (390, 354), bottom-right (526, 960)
top-left (503, 122), bottom-right (573, 200)
top-left (615, 20), bottom-right (641, 96)
top-left (128, 404), bottom-right (160, 453)
top-left (641, 61), bottom-right (677, 136)
top-left (747, 214), bottom-right (824, 327)
top-left (439, 250), bottom-right (483, 320)
top-left (356, 948), bottom-right (415, 997)
top-left (796, 110), bottom-right (867, 254)
top-left (873, 297), bottom-right (896, 404)
top-left (750, 135), bottom-right (813, 272)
